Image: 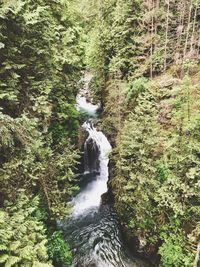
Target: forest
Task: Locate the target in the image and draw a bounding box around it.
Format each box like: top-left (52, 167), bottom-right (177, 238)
top-left (0, 0), bottom-right (199, 267)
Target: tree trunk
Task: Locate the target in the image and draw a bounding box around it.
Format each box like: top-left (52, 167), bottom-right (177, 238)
top-left (190, 0), bottom-right (198, 52)
top-left (164, 0), bottom-right (170, 71)
top-left (150, 0), bottom-right (154, 78)
top-left (154, 0), bottom-right (160, 51)
top-left (183, 0), bottom-right (193, 59)
top-left (175, 1), bottom-right (186, 57)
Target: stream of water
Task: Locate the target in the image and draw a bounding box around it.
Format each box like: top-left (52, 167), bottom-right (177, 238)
top-left (60, 77), bottom-right (150, 267)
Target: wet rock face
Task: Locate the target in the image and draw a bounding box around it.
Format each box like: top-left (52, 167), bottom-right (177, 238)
top-left (84, 137), bottom-right (100, 173)
top-left (120, 226), bottom-right (160, 266)
top-left (101, 188), bottom-right (115, 205)
top-left (76, 129), bottom-right (100, 176)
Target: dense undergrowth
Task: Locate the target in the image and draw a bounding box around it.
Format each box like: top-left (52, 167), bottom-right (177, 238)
top-left (111, 68), bottom-right (200, 266)
top-left (0, 0), bottom-right (200, 266)
top-left (0, 0), bottom-right (84, 266)
top-left (82, 0), bottom-right (200, 266)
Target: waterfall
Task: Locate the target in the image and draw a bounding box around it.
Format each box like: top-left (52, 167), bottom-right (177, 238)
top-left (72, 115), bottom-right (112, 217)
top-left (60, 75), bottom-right (150, 267)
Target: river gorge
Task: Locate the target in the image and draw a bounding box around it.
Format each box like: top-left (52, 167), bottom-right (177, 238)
top-left (59, 77), bottom-right (150, 267)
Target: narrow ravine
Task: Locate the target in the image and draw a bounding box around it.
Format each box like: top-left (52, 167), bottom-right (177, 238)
top-left (60, 76), bottom-right (150, 267)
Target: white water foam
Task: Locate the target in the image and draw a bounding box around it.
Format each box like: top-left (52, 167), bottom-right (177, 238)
top-left (72, 121), bottom-right (112, 217)
top-left (73, 89), bottom-right (112, 217)
top-left (76, 95), bottom-right (100, 115)
top-left (61, 76), bottom-right (149, 267)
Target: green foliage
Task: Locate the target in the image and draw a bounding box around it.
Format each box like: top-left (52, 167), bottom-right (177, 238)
top-left (47, 231), bottom-right (72, 267)
top-left (0, 0), bottom-right (83, 217)
top-left (159, 231), bottom-right (193, 267)
top-left (0, 112), bottom-right (35, 150)
top-left (83, 0), bottom-right (200, 104)
top-left (0, 112), bottom-right (79, 218)
top-left (126, 77), bottom-right (149, 104)
top-left (81, 0), bottom-right (200, 265)
top-left (111, 73), bottom-right (200, 265)
top-left (155, 161), bottom-right (169, 183)
top-left (1, 0), bottom-right (200, 266)
top-left (0, 193), bottom-right (52, 267)
top-left (0, 0), bottom-right (85, 264)
top-left (49, 102), bottom-right (80, 145)
top-left (101, 79), bottom-right (127, 140)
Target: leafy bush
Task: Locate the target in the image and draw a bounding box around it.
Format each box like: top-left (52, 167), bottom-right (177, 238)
top-left (47, 231), bottom-right (72, 267)
top-left (112, 74), bottom-right (200, 265)
top-left (0, 194), bottom-right (52, 267)
top-left (126, 77), bottom-right (149, 104)
top-left (159, 232), bottom-right (193, 267)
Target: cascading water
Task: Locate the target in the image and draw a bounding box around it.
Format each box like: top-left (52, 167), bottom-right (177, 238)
top-left (60, 74), bottom-right (150, 267)
top-left (72, 120), bottom-right (112, 216)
